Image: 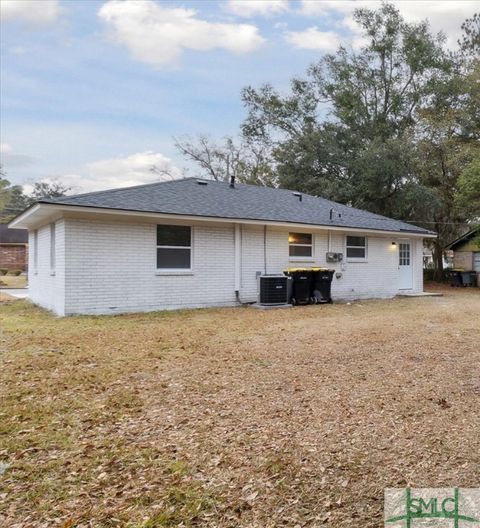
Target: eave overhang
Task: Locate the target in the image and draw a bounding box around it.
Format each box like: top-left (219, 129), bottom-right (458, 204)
top-left (9, 202), bottom-right (437, 238)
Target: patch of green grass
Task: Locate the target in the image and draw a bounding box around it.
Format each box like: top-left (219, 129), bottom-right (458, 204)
top-left (129, 484), bottom-right (217, 527)
top-left (167, 459), bottom-right (190, 477)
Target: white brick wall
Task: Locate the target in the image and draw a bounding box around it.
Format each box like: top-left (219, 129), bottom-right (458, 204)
top-left (221, 225), bottom-right (422, 304)
top-left (327, 232), bottom-right (400, 300)
top-left (63, 219), bottom-right (236, 315)
top-left (28, 220), bottom-right (65, 315)
top-left (28, 217), bottom-right (425, 315)
top-left (240, 225), bottom-right (266, 300)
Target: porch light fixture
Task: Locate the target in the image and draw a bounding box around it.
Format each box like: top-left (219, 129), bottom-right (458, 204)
top-left (391, 242), bottom-right (397, 247)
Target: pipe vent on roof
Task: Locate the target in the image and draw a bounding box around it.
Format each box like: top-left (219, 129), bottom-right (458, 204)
top-left (292, 192), bottom-right (302, 202)
top-left (329, 208), bottom-right (342, 221)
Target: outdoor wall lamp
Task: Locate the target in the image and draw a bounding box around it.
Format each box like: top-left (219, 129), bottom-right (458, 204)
top-left (391, 242), bottom-right (397, 247)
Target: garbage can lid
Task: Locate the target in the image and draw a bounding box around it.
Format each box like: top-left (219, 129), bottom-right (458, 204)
top-left (285, 267), bottom-right (334, 272)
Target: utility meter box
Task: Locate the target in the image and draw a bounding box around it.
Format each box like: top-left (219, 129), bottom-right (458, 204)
top-left (326, 252), bottom-right (343, 263)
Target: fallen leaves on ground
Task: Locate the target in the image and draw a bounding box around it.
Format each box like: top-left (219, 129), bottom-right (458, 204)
top-left (0, 286), bottom-right (479, 527)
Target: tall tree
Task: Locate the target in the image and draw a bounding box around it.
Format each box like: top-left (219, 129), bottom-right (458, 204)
top-left (0, 177), bottom-right (71, 222)
top-left (414, 22), bottom-right (480, 278)
top-left (0, 175), bottom-right (10, 212)
top-left (0, 174), bottom-right (30, 222)
top-left (28, 180), bottom-right (71, 201)
top-left (456, 158), bottom-right (480, 219)
top-left (459, 13), bottom-right (480, 53)
top-left (241, 3), bottom-right (451, 217)
top-left (175, 135), bottom-right (276, 186)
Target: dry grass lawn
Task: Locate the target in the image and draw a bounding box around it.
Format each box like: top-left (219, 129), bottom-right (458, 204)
top-left (1, 287), bottom-right (479, 527)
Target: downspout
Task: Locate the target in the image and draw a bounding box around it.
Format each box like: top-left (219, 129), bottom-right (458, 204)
top-left (264, 224), bottom-right (267, 274)
top-left (328, 230), bottom-right (332, 252)
top-left (234, 223), bottom-right (244, 304)
top-left (234, 224), bottom-right (255, 305)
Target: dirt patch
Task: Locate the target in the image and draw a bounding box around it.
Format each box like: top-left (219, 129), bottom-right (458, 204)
top-left (0, 292), bottom-right (15, 303)
top-left (0, 274), bottom-right (27, 289)
top-left (0, 288), bottom-right (479, 527)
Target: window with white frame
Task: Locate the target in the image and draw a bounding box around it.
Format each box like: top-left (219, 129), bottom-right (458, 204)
top-left (399, 243), bottom-right (410, 266)
top-left (50, 223), bottom-right (56, 272)
top-left (346, 235), bottom-right (367, 261)
top-left (33, 229), bottom-right (38, 272)
top-left (156, 225), bottom-right (192, 270)
top-left (289, 232), bottom-right (313, 258)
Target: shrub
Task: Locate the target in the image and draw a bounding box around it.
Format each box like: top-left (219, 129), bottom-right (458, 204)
top-left (9, 270), bottom-right (22, 276)
top-left (0, 268), bottom-right (8, 276)
top-left (424, 269), bottom-right (450, 282)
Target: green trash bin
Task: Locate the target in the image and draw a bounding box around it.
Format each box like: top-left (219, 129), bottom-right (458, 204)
top-left (461, 271), bottom-right (477, 287)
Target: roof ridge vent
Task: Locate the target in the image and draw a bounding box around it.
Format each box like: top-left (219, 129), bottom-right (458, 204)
top-left (196, 180), bottom-right (208, 185)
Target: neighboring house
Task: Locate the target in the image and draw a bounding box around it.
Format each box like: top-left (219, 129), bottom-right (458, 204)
top-left (10, 177), bottom-right (436, 316)
top-left (422, 247), bottom-right (452, 269)
top-left (446, 226), bottom-right (480, 273)
top-left (0, 224), bottom-right (28, 271)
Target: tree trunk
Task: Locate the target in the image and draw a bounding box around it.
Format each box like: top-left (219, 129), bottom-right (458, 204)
top-left (432, 238), bottom-right (444, 282)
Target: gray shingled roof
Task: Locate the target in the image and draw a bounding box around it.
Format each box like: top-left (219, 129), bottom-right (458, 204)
top-left (446, 226), bottom-right (480, 250)
top-left (40, 177), bottom-right (433, 235)
top-left (0, 224), bottom-right (28, 244)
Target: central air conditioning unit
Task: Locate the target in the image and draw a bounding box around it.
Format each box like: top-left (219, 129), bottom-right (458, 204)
top-left (258, 274), bottom-right (292, 305)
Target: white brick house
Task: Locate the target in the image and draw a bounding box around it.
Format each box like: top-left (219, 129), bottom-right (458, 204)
top-left (10, 178), bottom-right (435, 316)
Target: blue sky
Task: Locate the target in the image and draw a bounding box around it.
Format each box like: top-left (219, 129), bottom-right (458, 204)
top-left (0, 0), bottom-right (477, 192)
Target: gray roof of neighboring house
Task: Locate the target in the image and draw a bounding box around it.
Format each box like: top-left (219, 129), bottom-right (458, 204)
top-left (0, 224), bottom-right (28, 244)
top-left (39, 177), bottom-right (434, 235)
top-left (446, 226), bottom-right (480, 250)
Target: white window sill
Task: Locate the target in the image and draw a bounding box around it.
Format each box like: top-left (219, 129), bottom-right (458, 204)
top-left (289, 257), bottom-right (315, 262)
top-left (50, 271), bottom-right (56, 276)
top-left (155, 270), bottom-right (194, 276)
top-left (346, 259), bottom-right (368, 263)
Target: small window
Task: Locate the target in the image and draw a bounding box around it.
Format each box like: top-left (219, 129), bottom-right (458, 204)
top-left (50, 223), bottom-right (56, 272)
top-left (399, 243), bottom-right (410, 266)
top-left (156, 225), bottom-right (192, 270)
top-left (346, 235), bottom-right (367, 260)
top-left (289, 232), bottom-right (313, 258)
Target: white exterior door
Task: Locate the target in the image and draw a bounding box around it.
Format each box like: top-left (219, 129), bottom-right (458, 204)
top-left (398, 240), bottom-right (413, 290)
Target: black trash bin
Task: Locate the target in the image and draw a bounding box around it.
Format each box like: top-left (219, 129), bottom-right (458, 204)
top-left (449, 270), bottom-right (463, 287)
top-left (311, 268), bottom-right (334, 303)
top-left (284, 268), bottom-right (314, 305)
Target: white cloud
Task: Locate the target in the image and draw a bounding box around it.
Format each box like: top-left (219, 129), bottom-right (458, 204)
top-left (0, 143), bottom-right (34, 167)
top-left (24, 151), bottom-right (184, 194)
top-left (66, 151), bottom-right (183, 193)
top-left (0, 143), bottom-right (12, 154)
top-left (225, 0), bottom-right (289, 18)
top-left (0, 0), bottom-right (60, 26)
top-left (285, 27), bottom-right (340, 51)
top-left (299, 0), bottom-right (478, 48)
top-left (98, 0), bottom-right (265, 68)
